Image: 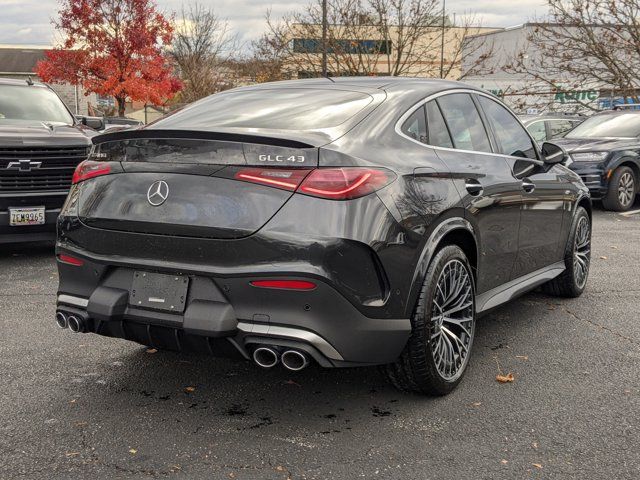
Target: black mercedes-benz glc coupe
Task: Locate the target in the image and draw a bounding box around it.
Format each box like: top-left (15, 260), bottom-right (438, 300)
top-left (55, 78), bottom-right (591, 395)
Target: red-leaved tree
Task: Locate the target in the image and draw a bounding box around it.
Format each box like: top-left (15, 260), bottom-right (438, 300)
top-left (37, 0), bottom-right (182, 117)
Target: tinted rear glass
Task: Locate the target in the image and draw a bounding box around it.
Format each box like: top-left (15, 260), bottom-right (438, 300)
top-left (437, 94), bottom-right (491, 153)
top-left (0, 85), bottom-right (73, 124)
top-left (152, 88), bottom-right (374, 131)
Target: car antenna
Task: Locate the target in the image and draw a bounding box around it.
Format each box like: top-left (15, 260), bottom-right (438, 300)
top-left (26, 76), bottom-right (34, 86)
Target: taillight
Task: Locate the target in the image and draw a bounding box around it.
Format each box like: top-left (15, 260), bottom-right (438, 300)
top-left (297, 168), bottom-right (395, 200)
top-left (250, 280), bottom-right (317, 291)
top-left (235, 168), bottom-right (312, 191)
top-left (234, 167), bottom-right (395, 200)
top-left (72, 160), bottom-right (111, 184)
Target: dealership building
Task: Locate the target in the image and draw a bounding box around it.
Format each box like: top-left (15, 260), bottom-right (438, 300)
top-left (461, 24), bottom-right (629, 114)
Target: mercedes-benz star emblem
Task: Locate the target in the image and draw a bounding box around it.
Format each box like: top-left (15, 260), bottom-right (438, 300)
top-left (147, 180), bottom-right (169, 206)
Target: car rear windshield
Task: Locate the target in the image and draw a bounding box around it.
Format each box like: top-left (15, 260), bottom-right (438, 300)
top-left (0, 85), bottom-right (74, 124)
top-left (566, 113), bottom-right (640, 138)
top-left (151, 88), bottom-right (374, 131)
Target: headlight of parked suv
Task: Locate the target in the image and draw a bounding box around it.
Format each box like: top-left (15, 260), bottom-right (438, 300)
top-left (571, 152), bottom-right (608, 162)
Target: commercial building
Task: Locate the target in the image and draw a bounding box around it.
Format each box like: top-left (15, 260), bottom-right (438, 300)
top-left (461, 24), bottom-right (634, 113)
top-left (287, 20), bottom-right (497, 79)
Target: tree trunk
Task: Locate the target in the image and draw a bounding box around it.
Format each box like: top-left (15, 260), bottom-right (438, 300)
top-left (116, 96), bottom-right (126, 117)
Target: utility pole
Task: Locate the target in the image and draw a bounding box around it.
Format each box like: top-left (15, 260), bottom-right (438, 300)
top-left (322, 0), bottom-right (328, 77)
top-left (439, 0), bottom-right (446, 79)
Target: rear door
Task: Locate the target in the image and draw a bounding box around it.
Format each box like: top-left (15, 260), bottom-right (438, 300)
top-left (475, 95), bottom-right (567, 278)
top-left (426, 93), bottom-right (522, 294)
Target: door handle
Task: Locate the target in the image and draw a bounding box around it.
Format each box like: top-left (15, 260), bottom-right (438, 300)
top-left (465, 179), bottom-right (483, 196)
top-left (522, 178), bottom-right (536, 193)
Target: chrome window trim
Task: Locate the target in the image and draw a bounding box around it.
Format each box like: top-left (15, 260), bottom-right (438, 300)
top-left (395, 88), bottom-right (543, 164)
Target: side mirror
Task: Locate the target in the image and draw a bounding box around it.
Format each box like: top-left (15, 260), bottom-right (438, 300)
top-left (75, 115), bottom-right (105, 131)
top-left (541, 142), bottom-right (569, 165)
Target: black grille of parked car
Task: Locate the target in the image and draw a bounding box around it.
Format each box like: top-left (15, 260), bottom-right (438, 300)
top-left (0, 146), bottom-right (88, 191)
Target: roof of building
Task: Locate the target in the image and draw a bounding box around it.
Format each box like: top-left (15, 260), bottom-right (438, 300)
top-left (0, 47), bottom-right (47, 74)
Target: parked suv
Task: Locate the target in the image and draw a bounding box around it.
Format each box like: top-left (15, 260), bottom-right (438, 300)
top-left (0, 78), bottom-right (96, 243)
top-left (520, 113), bottom-right (584, 143)
top-left (55, 78), bottom-right (591, 395)
top-left (552, 109), bottom-right (640, 211)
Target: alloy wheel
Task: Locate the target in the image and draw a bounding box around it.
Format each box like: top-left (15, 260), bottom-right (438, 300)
top-left (618, 172), bottom-right (635, 208)
top-left (429, 259), bottom-right (475, 381)
top-left (573, 216), bottom-right (591, 289)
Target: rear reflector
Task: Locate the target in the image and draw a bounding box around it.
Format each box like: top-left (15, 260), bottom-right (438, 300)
top-left (72, 160), bottom-right (111, 184)
top-left (299, 168), bottom-right (395, 200)
top-left (57, 254), bottom-right (84, 266)
top-left (235, 168), bottom-right (312, 191)
top-left (250, 280), bottom-right (317, 291)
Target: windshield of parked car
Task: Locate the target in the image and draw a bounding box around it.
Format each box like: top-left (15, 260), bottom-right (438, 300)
top-left (151, 88), bottom-right (374, 131)
top-left (0, 85), bottom-right (74, 124)
top-left (565, 113), bottom-right (640, 138)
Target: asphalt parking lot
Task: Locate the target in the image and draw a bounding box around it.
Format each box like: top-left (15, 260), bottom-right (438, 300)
top-left (1, 204), bottom-right (639, 480)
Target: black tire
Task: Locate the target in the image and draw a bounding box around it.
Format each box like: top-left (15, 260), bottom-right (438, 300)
top-left (541, 206), bottom-right (591, 298)
top-left (602, 166), bottom-right (636, 211)
top-left (383, 245), bottom-right (475, 395)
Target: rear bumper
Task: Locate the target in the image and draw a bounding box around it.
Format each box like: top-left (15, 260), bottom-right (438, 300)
top-left (0, 207), bottom-right (60, 244)
top-left (55, 250), bottom-right (411, 367)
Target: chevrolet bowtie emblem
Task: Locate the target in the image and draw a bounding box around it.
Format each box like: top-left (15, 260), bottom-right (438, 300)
top-left (147, 180), bottom-right (169, 206)
top-left (6, 159), bottom-right (42, 172)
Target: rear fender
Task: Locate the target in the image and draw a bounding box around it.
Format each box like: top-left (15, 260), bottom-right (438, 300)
top-left (404, 217), bottom-right (476, 318)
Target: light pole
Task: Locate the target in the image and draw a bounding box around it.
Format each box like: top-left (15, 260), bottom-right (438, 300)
top-left (439, 0), bottom-right (446, 79)
top-left (322, 0), bottom-right (328, 77)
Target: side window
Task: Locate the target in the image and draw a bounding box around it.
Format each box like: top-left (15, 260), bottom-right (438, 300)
top-left (401, 107), bottom-right (427, 143)
top-left (426, 101), bottom-right (453, 148)
top-left (547, 119), bottom-right (575, 139)
top-left (436, 94), bottom-right (492, 153)
top-left (477, 95), bottom-right (537, 159)
top-left (527, 121), bottom-right (547, 143)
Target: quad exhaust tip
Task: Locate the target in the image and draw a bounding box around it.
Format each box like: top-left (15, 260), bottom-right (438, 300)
top-left (67, 315), bottom-right (84, 334)
top-left (253, 347), bottom-right (279, 368)
top-left (55, 311), bottom-right (68, 329)
top-left (281, 350), bottom-right (309, 371)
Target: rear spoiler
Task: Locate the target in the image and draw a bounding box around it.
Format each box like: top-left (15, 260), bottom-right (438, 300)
top-left (92, 128), bottom-right (320, 149)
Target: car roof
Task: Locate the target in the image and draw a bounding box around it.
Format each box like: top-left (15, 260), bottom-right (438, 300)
top-left (0, 77), bottom-right (49, 88)
top-left (519, 114), bottom-right (584, 124)
top-left (235, 76), bottom-right (474, 96)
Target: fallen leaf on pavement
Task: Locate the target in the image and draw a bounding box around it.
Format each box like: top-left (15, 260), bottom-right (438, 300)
top-left (515, 355), bottom-right (528, 360)
top-left (471, 402), bottom-right (482, 407)
top-left (184, 386), bottom-right (196, 393)
top-left (146, 348), bottom-right (157, 354)
top-left (496, 373), bottom-right (514, 383)
top-left (533, 463), bottom-right (543, 469)
top-left (275, 466), bottom-right (285, 472)
top-left (532, 442), bottom-right (538, 449)
top-left (500, 459), bottom-right (508, 464)
top-left (65, 452), bottom-right (80, 457)
top-left (129, 448), bottom-right (137, 454)
top-left (600, 256), bottom-right (608, 260)
top-left (284, 379), bottom-right (301, 387)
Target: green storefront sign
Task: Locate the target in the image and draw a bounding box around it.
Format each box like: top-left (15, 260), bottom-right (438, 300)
top-left (554, 90), bottom-right (598, 104)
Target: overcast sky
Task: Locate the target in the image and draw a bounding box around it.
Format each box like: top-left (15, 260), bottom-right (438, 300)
top-left (0, 0), bottom-right (548, 49)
